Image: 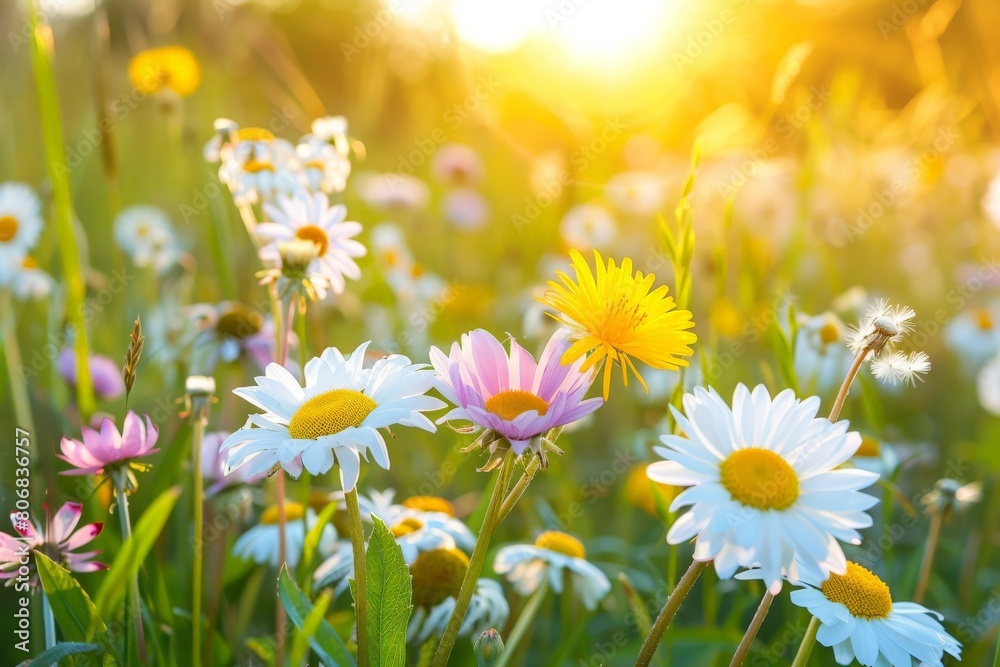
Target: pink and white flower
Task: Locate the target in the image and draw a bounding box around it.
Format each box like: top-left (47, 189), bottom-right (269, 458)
top-left (0, 502), bottom-right (107, 588)
top-left (58, 412), bottom-right (160, 477)
top-left (429, 329), bottom-right (604, 454)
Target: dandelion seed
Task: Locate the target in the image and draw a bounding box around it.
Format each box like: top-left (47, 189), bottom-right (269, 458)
top-left (870, 350), bottom-right (930, 386)
top-left (845, 298), bottom-right (915, 356)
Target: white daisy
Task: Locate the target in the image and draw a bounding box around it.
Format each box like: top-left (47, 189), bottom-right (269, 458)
top-left (493, 530), bottom-right (611, 611)
top-left (203, 117), bottom-right (239, 163)
top-left (114, 206), bottom-right (183, 272)
top-left (309, 115), bottom-right (350, 150)
top-left (218, 130), bottom-right (298, 205)
top-left (944, 305), bottom-right (1000, 372)
top-left (785, 562), bottom-right (961, 666)
top-left (559, 203), bottom-right (616, 251)
top-left (794, 312), bottom-right (855, 394)
top-left (870, 351), bottom-right (930, 386)
top-left (221, 341), bottom-right (445, 489)
top-left (256, 191), bottom-right (366, 296)
top-left (0, 182), bottom-right (43, 282)
top-left (647, 384), bottom-right (879, 592)
top-left (232, 502), bottom-right (337, 568)
top-left (10, 256), bottom-right (54, 300)
top-left (294, 137), bottom-right (351, 194)
top-left (407, 547), bottom-right (509, 645)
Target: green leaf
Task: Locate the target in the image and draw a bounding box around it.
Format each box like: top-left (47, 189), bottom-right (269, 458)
top-left (291, 588), bottom-right (334, 667)
top-left (34, 554), bottom-right (117, 666)
top-left (16, 641), bottom-right (100, 667)
top-left (95, 486), bottom-right (181, 618)
top-left (365, 516), bottom-right (411, 667)
top-left (300, 501), bottom-right (338, 591)
top-left (278, 566), bottom-right (357, 667)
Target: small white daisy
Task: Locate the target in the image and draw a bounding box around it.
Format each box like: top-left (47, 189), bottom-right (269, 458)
top-left (221, 341), bottom-right (445, 489)
top-left (870, 351), bottom-right (930, 386)
top-left (232, 502), bottom-right (337, 568)
top-left (647, 384), bottom-right (879, 592)
top-left (785, 562), bottom-right (961, 667)
top-left (309, 115), bottom-right (350, 150)
top-left (257, 191), bottom-right (366, 296)
top-left (794, 312), bottom-right (855, 394)
top-left (559, 203), bottom-right (617, 251)
top-left (114, 206), bottom-right (183, 272)
top-left (294, 137), bottom-right (351, 194)
top-left (493, 530), bottom-right (611, 611)
top-left (9, 256), bottom-right (54, 300)
top-left (0, 182), bottom-right (43, 281)
top-left (407, 547), bottom-right (509, 645)
top-left (218, 129), bottom-right (298, 205)
top-left (944, 305), bottom-right (1000, 372)
top-left (203, 117), bottom-right (239, 163)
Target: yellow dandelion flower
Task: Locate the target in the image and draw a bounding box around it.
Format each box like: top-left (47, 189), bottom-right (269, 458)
top-left (128, 46), bottom-right (201, 97)
top-left (536, 249), bottom-right (696, 399)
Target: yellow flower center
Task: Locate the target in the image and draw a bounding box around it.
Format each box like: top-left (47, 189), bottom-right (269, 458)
top-left (975, 308), bottom-right (994, 331)
top-left (719, 448), bottom-right (799, 511)
top-left (390, 517), bottom-right (425, 538)
top-left (234, 127), bottom-right (275, 143)
top-left (402, 496), bottom-right (456, 517)
top-left (820, 562), bottom-right (893, 619)
top-left (855, 435), bottom-right (880, 458)
top-left (534, 530), bottom-right (586, 559)
top-left (260, 502), bottom-right (305, 525)
top-left (295, 225), bottom-right (329, 257)
top-left (287, 389), bottom-right (377, 440)
top-left (243, 158), bottom-right (275, 174)
top-left (411, 548), bottom-right (469, 608)
top-left (22, 256), bottom-right (38, 270)
top-left (625, 466), bottom-right (678, 516)
top-left (0, 215), bottom-right (19, 242)
top-left (216, 307), bottom-right (262, 340)
top-left (483, 390), bottom-right (549, 422)
top-left (819, 316), bottom-right (842, 345)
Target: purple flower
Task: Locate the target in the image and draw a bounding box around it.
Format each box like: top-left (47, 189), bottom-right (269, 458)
top-left (201, 431), bottom-right (260, 495)
top-left (0, 502), bottom-right (107, 588)
top-left (429, 329), bottom-right (603, 453)
top-left (57, 349), bottom-right (125, 400)
top-left (58, 412), bottom-right (159, 477)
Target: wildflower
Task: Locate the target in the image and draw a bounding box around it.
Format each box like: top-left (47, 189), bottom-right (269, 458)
top-left (309, 115), bottom-right (351, 149)
top-left (647, 384), bottom-right (878, 592)
top-left (114, 206), bottom-right (184, 272)
top-left (204, 117), bottom-right (239, 163)
top-left (58, 412), bottom-right (160, 482)
top-left (201, 432), bottom-right (258, 496)
top-left (850, 435), bottom-right (900, 478)
top-left (355, 172), bottom-right (430, 210)
top-left (407, 548), bottom-right (509, 645)
top-left (218, 128), bottom-right (298, 205)
top-left (624, 465), bottom-right (679, 516)
top-left (9, 256), bottom-right (53, 300)
top-left (494, 530), bottom-right (611, 610)
top-left (0, 502), bottom-right (107, 588)
top-left (945, 305), bottom-right (1000, 371)
top-left (442, 188), bottom-right (489, 231)
top-left (257, 191), bottom-right (366, 296)
top-left (429, 329), bottom-right (603, 463)
top-left (128, 46), bottom-right (201, 97)
top-left (780, 563), bottom-right (961, 666)
top-left (57, 349), bottom-right (126, 401)
top-left (870, 351), bottom-right (930, 386)
top-left (294, 135), bottom-right (351, 194)
top-left (0, 182), bottom-right (42, 282)
top-left (536, 249), bottom-right (696, 400)
top-left (846, 299), bottom-right (916, 358)
top-left (794, 312), bottom-right (854, 393)
top-left (432, 144), bottom-right (484, 186)
top-left (189, 302), bottom-right (292, 372)
top-left (233, 502), bottom-right (337, 568)
top-left (222, 342), bottom-right (444, 488)
top-left (559, 203), bottom-right (616, 251)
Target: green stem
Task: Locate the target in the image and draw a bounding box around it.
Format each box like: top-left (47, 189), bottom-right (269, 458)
top-left (729, 590), bottom-right (774, 666)
top-left (27, 1), bottom-right (95, 420)
top-left (495, 579), bottom-right (549, 667)
top-left (42, 591), bottom-right (56, 649)
top-left (495, 455), bottom-right (539, 523)
top-left (191, 399), bottom-right (207, 667)
top-left (345, 488), bottom-right (369, 667)
top-left (114, 473), bottom-right (145, 663)
top-left (635, 559), bottom-right (708, 666)
top-left (790, 616), bottom-right (820, 667)
top-left (432, 451), bottom-right (517, 667)
top-left (913, 510), bottom-right (943, 603)
top-left (1, 291), bottom-right (35, 435)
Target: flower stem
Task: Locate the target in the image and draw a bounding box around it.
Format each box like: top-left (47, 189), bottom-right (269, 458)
top-left (271, 289), bottom-right (293, 667)
top-left (432, 451), bottom-right (517, 667)
top-left (188, 382), bottom-right (213, 667)
top-left (495, 579), bottom-right (549, 667)
top-left (114, 473), bottom-right (145, 663)
top-left (790, 616), bottom-right (820, 667)
top-left (828, 348), bottom-right (868, 422)
top-left (1, 290), bottom-right (35, 435)
top-left (635, 558), bottom-right (708, 666)
top-left (26, 2), bottom-right (95, 421)
top-left (729, 590), bottom-right (774, 666)
top-left (42, 591), bottom-right (56, 649)
top-left (345, 488), bottom-right (369, 667)
top-left (913, 509), bottom-right (943, 603)
top-left (496, 454), bottom-right (540, 523)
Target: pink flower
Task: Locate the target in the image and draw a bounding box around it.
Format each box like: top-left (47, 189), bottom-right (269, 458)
top-left (0, 502), bottom-right (107, 588)
top-left (429, 329), bottom-right (604, 453)
top-left (57, 349), bottom-right (125, 400)
top-left (58, 412), bottom-right (160, 476)
top-left (201, 431), bottom-right (261, 495)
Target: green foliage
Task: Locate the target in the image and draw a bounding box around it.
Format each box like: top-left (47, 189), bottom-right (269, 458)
top-left (364, 516), bottom-right (412, 667)
top-left (16, 642), bottom-right (101, 667)
top-left (277, 566), bottom-right (357, 667)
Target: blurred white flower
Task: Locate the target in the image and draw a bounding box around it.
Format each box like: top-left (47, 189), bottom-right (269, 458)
top-left (233, 503), bottom-right (337, 568)
top-left (977, 353), bottom-right (1000, 415)
top-left (9, 257), bottom-right (53, 300)
top-left (218, 129), bottom-right (298, 205)
top-left (559, 203), bottom-right (616, 250)
top-left (295, 137), bottom-right (351, 194)
top-left (442, 188), bottom-right (489, 230)
top-left (0, 182), bottom-right (43, 283)
top-left (795, 312), bottom-right (854, 394)
top-left (114, 206), bottom-right (184, 272)
top-left (945, 305), bottom-right (1000, 371)
top-left (356, 172), bottom-right (429, 210)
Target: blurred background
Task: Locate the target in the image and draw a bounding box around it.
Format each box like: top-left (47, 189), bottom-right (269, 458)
top-left (2, 0), bottom-right (1000, 664)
